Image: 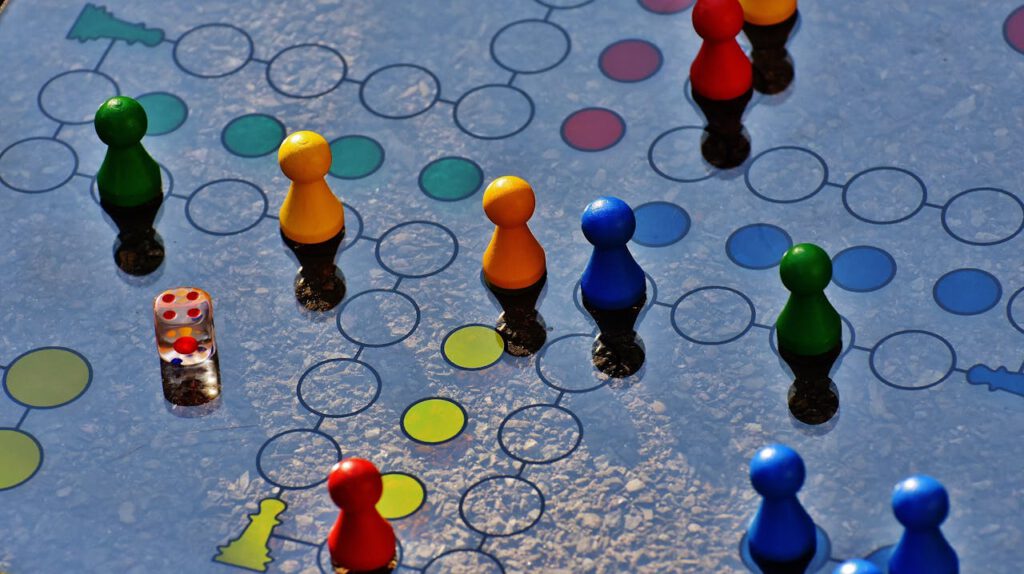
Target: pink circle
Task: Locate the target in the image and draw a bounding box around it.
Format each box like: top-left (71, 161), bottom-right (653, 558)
top-left (600, 39), bottom-right (663, 82)
top-left (639, 0), bottom-right (695, 15)
top-left (1005, 6), bottom-right (1024, 54)
top-left (561, 108), bottom-right (626, 152)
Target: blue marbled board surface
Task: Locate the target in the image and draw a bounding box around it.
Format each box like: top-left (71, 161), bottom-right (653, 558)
top-left (1, 0), bottom-right (1024, 572)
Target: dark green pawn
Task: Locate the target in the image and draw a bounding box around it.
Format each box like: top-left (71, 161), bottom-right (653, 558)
top-left (775, 243), bottom-right (842, 425)
top-left (95, 96), bottom-right (165, 275)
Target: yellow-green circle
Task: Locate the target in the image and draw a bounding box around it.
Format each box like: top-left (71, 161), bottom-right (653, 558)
top-left (377, 473), bottom-right (425, 519)
top-left (0, 429), bottom-right (42, 490)
top-left (443, 325), bottom-right (504, 369)
top-left (4, 348), bottom-right (90, 408)
top-left (402, 398), bottom-right (466, 444)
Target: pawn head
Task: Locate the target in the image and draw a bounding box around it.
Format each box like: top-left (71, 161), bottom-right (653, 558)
top-left (834, 559), bottom-right (882, 574)
top-left (327, 457), bottom-right (383, 511)
top-left (780, 243), bottom-right (832, 295)
top-left (693, 0), bottom-right (744, 41)
top-left (95, 96), bottom-right (148, 147)
top-left (750, 443), bottom-right (806, 498)
top-left (483, 176), bottom-right (536, 227)
top-left (279, 130), bottom-right (332, 183)
top-left (581, 196), bottom-right (635, 248)
top-left (892, 474), bottom-right (949, 529)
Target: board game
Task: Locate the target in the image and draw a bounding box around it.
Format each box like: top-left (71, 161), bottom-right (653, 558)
top-left (2, 0), bottom-right (1024, 571)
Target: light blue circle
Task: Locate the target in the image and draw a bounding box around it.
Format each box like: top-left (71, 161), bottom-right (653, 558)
top-left (725, 224), bottom-right (792, 269)
top-left (933, 268), bottom-right (1001, 316)
top-left (832, 246), bottom-right (896, 292)
top-left (632, 201), bottom-right (690, 247)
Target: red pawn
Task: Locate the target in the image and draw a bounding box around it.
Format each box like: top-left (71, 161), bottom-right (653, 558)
top-left (690, 0), bottom-right (753, 101)
top-left (327, 458), bottom-right (396, 572)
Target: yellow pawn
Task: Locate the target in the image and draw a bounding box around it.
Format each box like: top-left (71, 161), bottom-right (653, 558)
top-left (482, 176), bottom-right (546, 291)
top-left (278, 131), bottom-right (344, 244)
top-left (739, 0), bottom-right (797, 26)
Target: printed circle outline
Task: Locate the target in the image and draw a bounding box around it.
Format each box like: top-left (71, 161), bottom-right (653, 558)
top-left (831, 245), bottom-right (897, 292)
top-left (498, 403), bottom-right (583, 464)
top-left (0, 137), bottom-right (78, 193)
top-left (0, 428), bottom-right (43, 491)
top-left (941, 187), bottom-right (1024, 246)
top-left (869, 329), bottom-right (956, 391)
top-left (37, 69), bottom-right (120, 125)
top-left (560, 107), bottom-right (627, 152)
top-left (648, 126), bottom-right (715, 183)
top-left (441, 324), bottom-right (505, 371)
top-left (535, 333), bottom-right (612, 394)
top-left (490, 19), bottom-right (572, 74)
top-left (670, 286), bottom-right (756, 345)
top-left (744, 146), bottom-right (829, 204)
top-left (185, 178), bottom-right (268, 236)
top-left (359, 63), bottom-right (441, 120)
top-left (423, 549), bottom-right (506, 574)
top-left (374, 220), bottom-right (459, 278)
top-left (336, 289), bottom-right (421, 348)
top-left (932, 268), bottom-right (1002, 316)
top-left (459, 475), bottom-right (545, 537)
top-left (2, 346), bottom-right (93, 410)
top-left (400, 397), bottom-right (469, 446)
top-left (842, 166), bottom-right (927, 224)
top-left (172, 23), bottom-right (254, 78)
top-left (453, 84), bottom-right (536, 140)
top-left (255, 428), bottom-right (341, 490)
top-left (417, 156), bottom-right (485, 202)
top-left (599, 38), bottom-right (664, 83)
top-left (266, 43), bottom-right (348, 98)
top-left (295, 358), bottom-right (382, 418)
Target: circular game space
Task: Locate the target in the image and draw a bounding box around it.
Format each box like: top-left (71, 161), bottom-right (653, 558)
top-left (3, 347), bottom-right (91, 409)
top-left (329, 135), bottom-right (385, 179)
top-left (633, 201), bottom-right (690, 247)
top-left (831, 246), bottom-right (897, 292)
top-left (424, 550), bottom-right (504, 574)
top-left (221, 113), bottom-right (286, 158)
top-left (671, 286), bottom-right (756, 345)
top-left (745, 146), bottom-right (828, 203)
top-left (870, 330), bottom-right (956, 390)
top-left (401, 397), bottom-right (467, 445)
top-left (136, 92), bottom-right (188, 135)
top-left (186, 179), bottom-right (268, 235)
top-left (173, 24), bottom-right (253, 78)
top-left (648, 126), bottom-right (714, 182)
top-left (337, 289), bottom-right (420, 347)
top-left (418, 156), bottom-right (484, 201)
top-left (842, 167), bottom-right (926, 224)
top-left (561, 107), bottom-right (625, 152)
top-left (378, 472), bottom-right (426, 520)
top-left (460, 476), bottom-right (544, 536)
top-left (498, 404), bottom-right (582, 464)
top-left (38, 69), bottom-right (119, 124)
top-left (932, 268), bottom-right (1001, 316)
top-left (296, 359), bottom-right (381, 418)
top-left (725, 223), bottom-right (792, 270)
top-left (256, 429), bottom-right (341, 490)
top-left (0, 137), bottom-right (77, 194)
top-left (442, 325), bottom-right (505, 370)
top-left (941, 187), bottom-right (1024, 246)
top-left (491, 19), bottom-right (570, 74)
top-left (267, 44), bottom-right (347, 98)
top-left (360, 64), bottom-right (439, 119)
top-left (375, 221), bottom-right (458, 278)
top-left (0, 429), bottom-right (42, 491)
top-left (638, 0), bottom-right (695, 14)
top-left (600, 39), bottom-right (663, 82)
top-left (455, 85), bottom-right (534, 140)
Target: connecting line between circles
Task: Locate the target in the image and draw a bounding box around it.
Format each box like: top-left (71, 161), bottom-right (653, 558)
top-left (14, 408), bottom-right (29, 430)
top-left (94, 39), bottom-right (115, 71)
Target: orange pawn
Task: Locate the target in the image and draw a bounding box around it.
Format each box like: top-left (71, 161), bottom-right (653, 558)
top-left (278, 131), bottom-right (347, 311)
top-left (482, 176), bottom-right (546, 291)
top-left (327, 458), bottom-right (396, 573)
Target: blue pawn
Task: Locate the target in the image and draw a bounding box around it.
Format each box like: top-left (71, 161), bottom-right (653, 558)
top-left (889, 475), bottom-right (958, 574)
top-left (833, 560), bottom-right (882, 574)
top-left (580, 197), bottom-right (646, 311)
top-left (747, 444), bottom-right (817, 570)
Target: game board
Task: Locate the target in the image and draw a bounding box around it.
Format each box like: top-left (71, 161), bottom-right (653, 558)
top-left (2, 0), bottom-right (1024, 572)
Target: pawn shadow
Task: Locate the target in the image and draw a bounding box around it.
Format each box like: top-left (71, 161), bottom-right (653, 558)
top-left (101, 195), bottom-right (165, 276)
top-left (582, 293), bottom-right (647, 378)
top-left (777, 343), bottom-right (842, 427)
top-left (744, 11), bottom-right (800, 96)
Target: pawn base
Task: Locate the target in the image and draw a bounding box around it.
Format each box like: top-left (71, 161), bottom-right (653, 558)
top-left (592, 333), bottom-right (645, 378)
top-left (486, 274), bottom-right (547, 357)
top-left (779, 342), bottom-right (842, 383)
top-left (114, 231), bottom-right (165, 276)
top-left (295, 267), bottom-right (346, 312)
top-left (332, 555), bottom-right (397, 574)
top-left (788, 378), bottom-right (839, 426)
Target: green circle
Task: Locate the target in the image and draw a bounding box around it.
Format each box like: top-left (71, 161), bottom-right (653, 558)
top-left (419, 157), bottom-right (484, 201)
top-left (378, 473), bottom-right (425, 519)
top-left (136, 92), bottom-right (188, 135)
top-left (4, 348), bottom-right (91, 408)
top-left (222, 114), bottom-right (286, 158)
top-left (443, 325), bottom-right (504, 369)
top-left (0, 429), bottom-right (42, 490)
top-left (402, 398), bottom-right (466, 445)
top-left (329, 135), bottom-right (385, 179)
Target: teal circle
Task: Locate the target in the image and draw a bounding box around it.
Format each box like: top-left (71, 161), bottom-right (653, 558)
top-left (136, 92), bottom-right (188, 136)
top-left (222, 114), bottom-right (286, 158)
top-left (329, 135), bottom-right (385, 179)
top-left (418, 157), bottom-right (484, 201)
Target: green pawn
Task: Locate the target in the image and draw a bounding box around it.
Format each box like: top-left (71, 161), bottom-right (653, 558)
top-left (775, 243), bottom-right (841, 357)
top-left (95, 96), bottom-right (165, 275)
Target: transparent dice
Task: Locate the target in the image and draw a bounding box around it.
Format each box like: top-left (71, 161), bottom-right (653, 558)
top-left (154, 287), bottom-right (216, 366)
